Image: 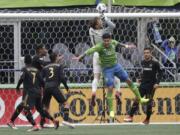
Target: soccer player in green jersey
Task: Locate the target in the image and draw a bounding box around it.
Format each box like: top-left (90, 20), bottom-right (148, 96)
top-left (73, 32), bottom-right (149, 121)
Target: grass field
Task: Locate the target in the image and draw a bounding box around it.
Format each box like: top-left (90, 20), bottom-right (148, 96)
top-left (0, 124), bottom-right (179, 135)
top-left (0, 0), bottom-right (180, 8)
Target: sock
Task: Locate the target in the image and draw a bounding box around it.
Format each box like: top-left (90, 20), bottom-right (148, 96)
top-left (146, 100), bottom-right (153, 120)
top-left (129, 83), bottom-right (141, 100)
top-left (43, 110), bottom-right (54, 121)
top-left (107, 92), bottom-right (113, 113)
top-left (63, 108), bottom-right (69, 121)
top-left (129, 101), bottom-right (139, 117)
top-left (114, 77), bottom-right (121, 92)
top-left (10, 103), bottom-right (24, 122)
top-left (38, 108), bottom-right (54, 122)
top-left (92, 78), bottom-right (99, 93)
top-left (40, 117), bottom-right (46, 127)
top-left (24, 108), bottom-right (36, 126)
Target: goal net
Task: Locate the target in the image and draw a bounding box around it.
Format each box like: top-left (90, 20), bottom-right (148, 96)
top-left (0, 12), bottom-right (180, 125)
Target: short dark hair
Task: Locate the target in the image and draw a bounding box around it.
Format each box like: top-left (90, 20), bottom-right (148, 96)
top-left (35, 44), bottom-right (45, 51)
top-left (144, 47), bottom-right (152, 51)
top-left (49, 52), bottom-right (57, 62)
top-left (102, 32), bottom-right (111, 39)
top-left (24, 55), bottom-right (32, 65)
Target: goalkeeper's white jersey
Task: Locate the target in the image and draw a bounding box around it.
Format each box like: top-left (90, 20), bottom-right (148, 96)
top-left (89, 17), bottom-right (115, 46)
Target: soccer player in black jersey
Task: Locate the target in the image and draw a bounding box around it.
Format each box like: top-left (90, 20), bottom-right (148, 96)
top-left (32, 44), bottom-right (49, 71)
top-left (8, 55), bottom-right (59, 131)
top-left (31, 44), bottom-right (50, 127)
top-left (7, 55), bottom-right (32, 130)
top-left (41, 52), bottom-right (74, 128)
top-left (124, 47), bottom-right (162, 124)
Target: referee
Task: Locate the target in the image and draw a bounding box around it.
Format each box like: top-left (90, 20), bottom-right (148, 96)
top-left (124, 47), bottom-right (162, 124)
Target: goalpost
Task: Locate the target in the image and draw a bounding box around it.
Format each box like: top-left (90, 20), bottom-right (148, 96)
top-left (0, 12), bottom-right (180, 125)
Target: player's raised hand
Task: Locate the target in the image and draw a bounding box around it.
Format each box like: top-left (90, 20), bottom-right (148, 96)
top-left (72, 54), bottom-right (86, 61)
top-left (16, 88), bottom-right (21, 94)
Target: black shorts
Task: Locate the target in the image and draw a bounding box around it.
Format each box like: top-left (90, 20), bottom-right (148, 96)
top-left (24, 93), bottom-right (42, 109)
top-left (139, 83), bottom-right (155, 99)
top-left (42, 87), bottom-right (67, 107)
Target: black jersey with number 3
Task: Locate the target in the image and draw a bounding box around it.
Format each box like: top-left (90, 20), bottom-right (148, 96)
top-left (18, 66), bottom-right (44, 95)
top-left (42, 64), bottom-right (69, 90)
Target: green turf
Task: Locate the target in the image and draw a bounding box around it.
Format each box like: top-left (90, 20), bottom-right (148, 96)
top-left (0, 125), bottom-right (179, 135)
top-left (0, 0), bottom-right (180, 8)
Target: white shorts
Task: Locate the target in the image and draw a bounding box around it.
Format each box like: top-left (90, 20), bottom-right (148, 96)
top-left (93, 52), bottom-right (102, 74)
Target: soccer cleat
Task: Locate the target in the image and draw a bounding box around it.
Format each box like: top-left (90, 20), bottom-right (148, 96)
top-left (110, 111), bottom-right (115, 118)
top-left (139, 97), bottom-right (149, 104)
top-left (91, 94), bottom-right (96, 107)
top-left (53, 120), bottom-right (59, 129)
top-left (124, 115), bottom-right (133, 122)
top-left (62, 121), bottom-right (75, 129)
top-left (109, 111), bottom-right (115, 123)
top-left (27, 125), bottom-right (39, 132)
top-left (7, 121), bottom-right (18, 130)
top-left (142, 118), bottom-right (150, 125)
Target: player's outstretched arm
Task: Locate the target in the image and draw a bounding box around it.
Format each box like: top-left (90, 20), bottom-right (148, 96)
top-left (72, 45), bottom-right (101, 61)
top-left (72, 54), bottom-right (86, 61)
top-left (118, 42), bottom-right (136, 48)
top-left (16, 77), bottom-right (23, 93)
top-left (16, 69), bottom-right (25, 94)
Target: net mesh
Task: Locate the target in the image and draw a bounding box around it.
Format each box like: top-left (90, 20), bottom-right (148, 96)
top-left (0, 16), bottom-right (180, 84)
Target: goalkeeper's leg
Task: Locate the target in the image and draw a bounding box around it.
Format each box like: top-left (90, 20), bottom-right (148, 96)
top-left (91, 52), bottom-right (101, 106)
top-left (114, 77), bottom-right (121, 104)
top-left (91, 73), bottom-right (101, 106)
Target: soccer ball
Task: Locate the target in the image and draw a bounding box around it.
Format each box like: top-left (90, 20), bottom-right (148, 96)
top-left (96, 3), bottom-right (107, 13)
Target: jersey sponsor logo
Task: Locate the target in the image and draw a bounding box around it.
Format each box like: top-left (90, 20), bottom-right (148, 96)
top-left (15, 96), bottom-right (39, 121)
top-left (0, 97), bottom-right (5, 119)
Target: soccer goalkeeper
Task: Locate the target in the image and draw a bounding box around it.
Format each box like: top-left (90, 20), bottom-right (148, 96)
top-left (89, 3), bottom-right (121, 107)
top-left (73, 32), bottom-right (149, 121)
